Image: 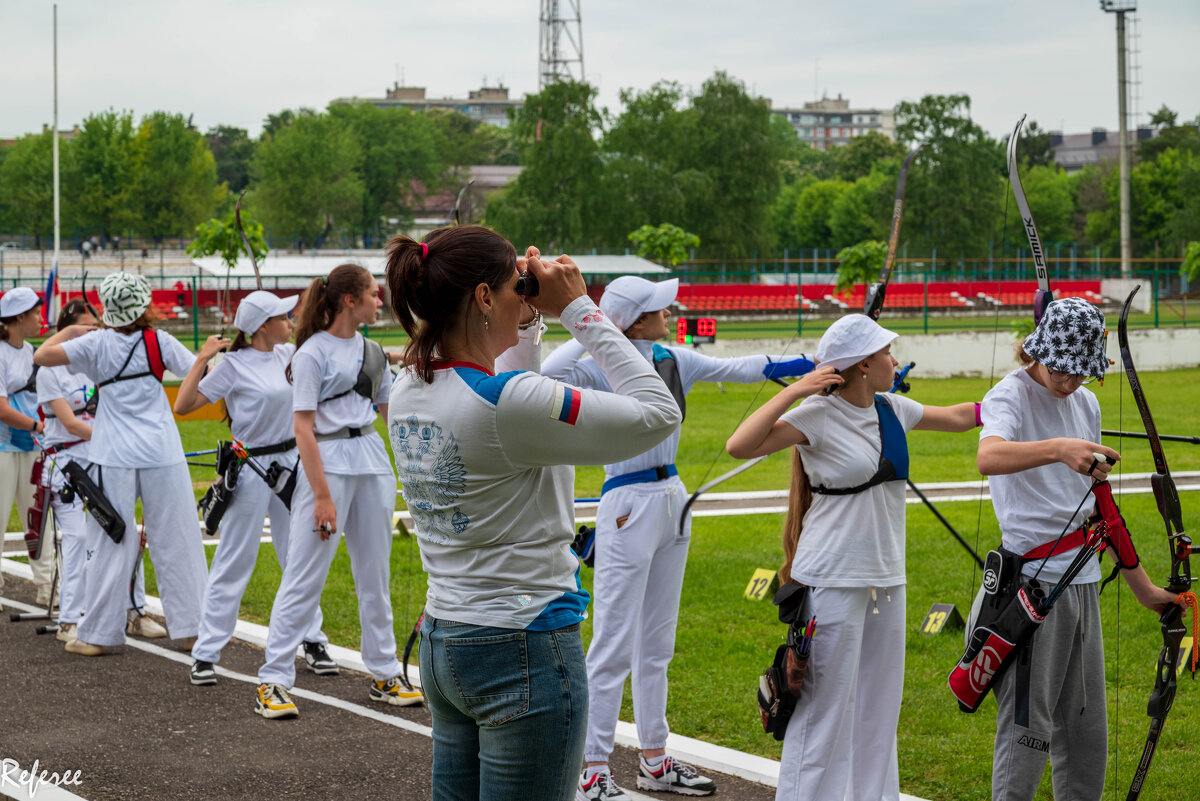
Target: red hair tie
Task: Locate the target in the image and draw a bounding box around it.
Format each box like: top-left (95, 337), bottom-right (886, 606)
top-left (419, 242), bottom-right (429, 260)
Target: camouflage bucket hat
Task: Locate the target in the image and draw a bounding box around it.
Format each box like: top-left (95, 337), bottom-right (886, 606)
top-left (99, 272), bottom-right (152, 328)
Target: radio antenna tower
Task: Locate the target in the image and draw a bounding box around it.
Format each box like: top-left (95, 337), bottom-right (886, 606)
top-left (538, 0), bottom-right (584, 89)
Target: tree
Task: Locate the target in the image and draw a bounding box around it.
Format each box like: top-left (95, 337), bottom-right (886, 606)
top-left (835, 240), bottom-right (887, 292)
top-left (769, 176), bottom-right (817, 252)
top-left (895, 94), bottom-right (1003, 259)
top-left (135, 111), bottom-right (221, 239)
top-left (69, 109), bottom-right (142, 238)
top-left (627, 223), bottom-right (700, 267)
top-left (0, 132), bottom-right (60, 246)
top-left (252, 110), bottom-right (363, 242)
top-left (1017, 164), bottom-right (1076, 244)
top-left (597, 82), bottom-right (707, 246)
top-left (1015, 120), bottom-right (1055, 169)
top-left (833, 131), bottom-right (904, 182)
top-left (791, 179), bottom-right (849, 250)
top-left (1181, 240), bottom-right (1200, 282)
top-left (686, 71), bottom-right (781, 258)
top-left (328, 102), bottom-right (443, 239)
top-left (1138, 105), bottom-right (1200, 161)
top-left (186, 208), bottom-right (268, 273)
top-left (771, 115), bottom-right (834, 183)
top-left (206, 125), bottom-right (254, 194)
top-left (1167, 150), bottom-right (1200, 245)
top-left (485, 80), bottom-right (605, 252)
top-left (1086, 147), bottom-right (1186, 253)
top-left (829, 168), bottom-right (892, 250)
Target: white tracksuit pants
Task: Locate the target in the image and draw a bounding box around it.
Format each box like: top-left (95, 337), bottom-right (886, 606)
top-left (257, 468), bottom-right (401, 688)
top-left (192, 459), bottom-right (325, 664)
top-left (775, 584), bottom-right (906, 801)
top-left (75, 463), bottom-right (209, 646)
top-left (584, 477), bottom-right (690, 763)
top-left (43, 454), bottom-right (87, 624)
top-left (0, 450), bottom-right (55, 592)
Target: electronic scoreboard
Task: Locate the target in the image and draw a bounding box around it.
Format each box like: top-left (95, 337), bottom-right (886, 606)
top-left (675, 317), bottom-right (717, 346)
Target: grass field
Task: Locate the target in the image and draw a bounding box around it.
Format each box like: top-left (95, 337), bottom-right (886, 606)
top-left (135, 367), bottom-right (1199, 800)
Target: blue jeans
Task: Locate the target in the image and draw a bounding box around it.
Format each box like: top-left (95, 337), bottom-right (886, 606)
top-left (419, 615), bottom-right (588, 801)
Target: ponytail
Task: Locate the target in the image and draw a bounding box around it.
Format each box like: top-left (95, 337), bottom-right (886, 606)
top-left (385, 225), bottom-right (516, 384)
top-left (779, 447), bottom-right (812, 585)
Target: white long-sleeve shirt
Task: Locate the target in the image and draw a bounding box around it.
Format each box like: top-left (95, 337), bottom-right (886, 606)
top-left (388, 297), bottom-right (681, 630)
top-left (541, 337), bottom-right (793, 479)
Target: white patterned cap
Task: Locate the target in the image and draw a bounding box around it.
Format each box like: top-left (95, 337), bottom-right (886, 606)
top-left (1022, 297), bottom-right (1108, 378)
top-left (99, 272), bottom-right (152, 328)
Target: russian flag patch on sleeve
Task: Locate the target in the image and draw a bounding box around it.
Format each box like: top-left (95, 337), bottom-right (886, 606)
top-left (551, 383), bottom-right (582, 425)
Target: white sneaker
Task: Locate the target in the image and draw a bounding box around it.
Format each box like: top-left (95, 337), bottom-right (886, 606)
top-left (577, 768), bottom-right (629, 801)
top-left (56, 623), bottom-right (77, 643)
top-left (126, 613), bottom-right (168, 638)
top-left (636, 756), bottom-right (716, 796)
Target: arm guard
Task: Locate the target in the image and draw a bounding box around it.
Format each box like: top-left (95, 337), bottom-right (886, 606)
top-left (1093, 481), bottom-right (1139, 570)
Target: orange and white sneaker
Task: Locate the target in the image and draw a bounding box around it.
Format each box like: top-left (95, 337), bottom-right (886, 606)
top-left (254, 683), bottom-right (299, 719)
top-left (368, 676), bottom-right (423, 707)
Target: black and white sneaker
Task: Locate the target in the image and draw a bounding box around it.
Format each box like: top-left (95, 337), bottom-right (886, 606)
top-left (190, 660), bottom-right (217, 686)
top-left (303, 641), bottom-right (339, 675)
top-left (636, 756), bottom-right (716, 796)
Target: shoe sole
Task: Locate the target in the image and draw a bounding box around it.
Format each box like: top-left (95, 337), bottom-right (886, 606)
top-left (190, 674), bottom-right (218, 686)
top-left (635, 778), bottom-right (715, 796)
top-left (305, 663), bottom-right (340, 676)
top-left (254, 704), bottom-right (299, 720)
top-left (369, 691), bottom-right (424, 708)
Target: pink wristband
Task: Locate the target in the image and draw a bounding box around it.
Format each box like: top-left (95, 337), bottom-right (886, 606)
top-left (974, 402), bottom-right (983, 427)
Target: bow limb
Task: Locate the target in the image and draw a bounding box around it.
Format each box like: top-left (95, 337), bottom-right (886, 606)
top-left (1116, 285), bottom-right (1196, 801)
top-left (235, 189), bottom-right (264, 291)
top-left (864, 145), bottom-right (921, 321)
top-left (1007, 115), bottom-right (1054, 324)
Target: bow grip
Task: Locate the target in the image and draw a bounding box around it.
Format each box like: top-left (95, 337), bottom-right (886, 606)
top-left (1146, 602), bottom-right (1185, 719)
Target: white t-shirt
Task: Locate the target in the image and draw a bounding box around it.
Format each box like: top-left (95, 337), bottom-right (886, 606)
top-left (981, 368), bottom-right (1102, 583)
top-left (781, 392), bottom-right (925, 587)
top-left (0, 340), bottom-right (38, 452)
top-left (37, 364), bottom-right (95, 459)
top-left (291, 331), bottom-right (392, 476)
top-left (61, 328), bottom-right (195, 468)
top-left (198, 344), bottom-right (295, 448)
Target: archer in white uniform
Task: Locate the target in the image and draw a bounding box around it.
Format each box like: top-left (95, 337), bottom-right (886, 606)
top-left (254, 265), bottom-right (418, 719)
top-left (0, 287), bottom-right (56, 604)
top-left (35, 272), bottom-right (209, 654)
top-left (175, 290), bottom-right (330, 686)
top-left (727, 314), bottom-right (977, 801)
top-left (541, 276), bottom-right (815, 799)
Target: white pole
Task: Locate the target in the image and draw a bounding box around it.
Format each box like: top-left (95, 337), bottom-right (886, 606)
top-left (52, 5), bottom-right (61, 286)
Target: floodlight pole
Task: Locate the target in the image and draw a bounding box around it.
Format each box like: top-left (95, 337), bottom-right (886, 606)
top-left (1101, 1), bottom-right (1135, 277)
top-left (52, 5), bottom-right (61, 279)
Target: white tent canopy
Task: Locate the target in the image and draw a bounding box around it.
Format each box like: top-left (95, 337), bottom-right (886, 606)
top-left (193, 253), bottom-right (667, 283)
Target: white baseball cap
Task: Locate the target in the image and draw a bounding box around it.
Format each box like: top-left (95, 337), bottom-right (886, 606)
top-left (815, 314), bottom-right (899, 372)
top-left (234, 290), bottom-right (299, 335)
top-left (598, 276), bottom-right (679, 331)
top-left (0, 287), bottom-right (42, 319)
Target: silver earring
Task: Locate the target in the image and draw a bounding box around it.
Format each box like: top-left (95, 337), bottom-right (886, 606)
top-left (483, 315), bottom-right (489, 331)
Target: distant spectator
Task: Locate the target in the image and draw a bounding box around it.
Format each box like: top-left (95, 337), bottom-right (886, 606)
top-left (112, 236), bottom-right (120, 252)
top-left (80, 240), bottom-right (91, 260)
top-left (141, 246), bottom-right (149, 259)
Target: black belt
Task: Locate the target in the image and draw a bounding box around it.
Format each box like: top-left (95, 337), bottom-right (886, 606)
top-left (244, 438), bottom-right (297, 457)
top-left (315, 425), bottom-right (372, 442)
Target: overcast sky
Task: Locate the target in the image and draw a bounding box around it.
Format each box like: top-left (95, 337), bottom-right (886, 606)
top-left (3, 0), bottom-right (1198, 142)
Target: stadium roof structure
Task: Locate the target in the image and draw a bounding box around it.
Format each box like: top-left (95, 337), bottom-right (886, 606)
top-left (192, 252), bottom-right (667, 281)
